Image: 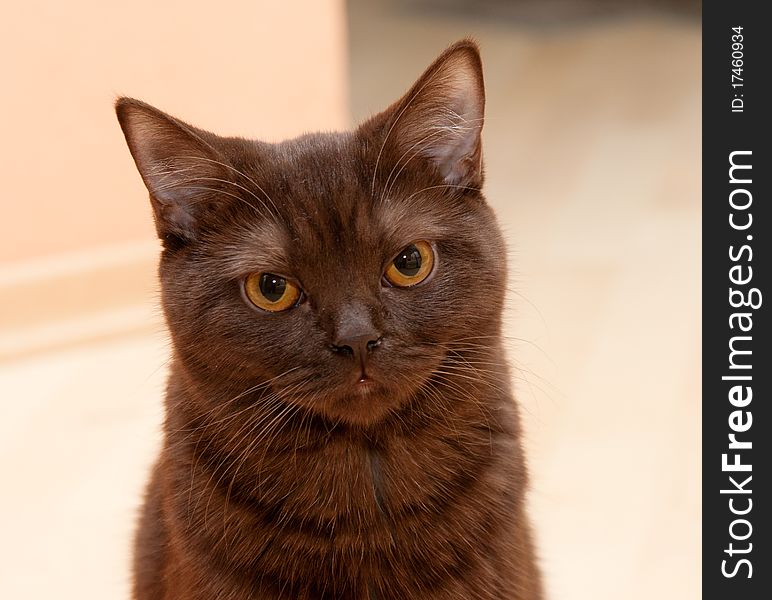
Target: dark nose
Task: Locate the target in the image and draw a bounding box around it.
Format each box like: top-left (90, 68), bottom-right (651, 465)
top-left (331, 334), bottom-right (382, 362)
top-left (329, 304), bottom-right (382, 376)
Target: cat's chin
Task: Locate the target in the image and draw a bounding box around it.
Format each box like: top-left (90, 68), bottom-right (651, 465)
top-left (318, 379), bottom-right (405, 427)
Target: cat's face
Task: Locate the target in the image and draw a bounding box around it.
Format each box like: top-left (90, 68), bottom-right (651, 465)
top-left (117, 40), bottom-right (505, 426)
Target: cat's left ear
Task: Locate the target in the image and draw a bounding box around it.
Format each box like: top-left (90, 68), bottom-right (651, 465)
top-left (366, 39), bottom-right (485, 190)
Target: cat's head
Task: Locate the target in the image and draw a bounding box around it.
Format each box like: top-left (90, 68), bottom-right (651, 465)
top-left (117, 40), bottom-right (506, 427)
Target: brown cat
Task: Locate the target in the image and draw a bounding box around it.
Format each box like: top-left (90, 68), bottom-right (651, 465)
top-left (117, 39), bottom-right (543, 600)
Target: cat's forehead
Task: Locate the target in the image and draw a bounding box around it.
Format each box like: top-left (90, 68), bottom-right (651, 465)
top-left (215, 133), bottom-right (455, 277)
top-left (264, 132), bottom-right (451, 242)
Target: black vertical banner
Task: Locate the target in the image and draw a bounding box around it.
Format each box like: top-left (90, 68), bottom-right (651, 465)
top-left (703, 2), bottom-right (770, 599)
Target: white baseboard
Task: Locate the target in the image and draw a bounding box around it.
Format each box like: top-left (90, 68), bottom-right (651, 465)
top-left (0, 241), bottom-right (163, 361)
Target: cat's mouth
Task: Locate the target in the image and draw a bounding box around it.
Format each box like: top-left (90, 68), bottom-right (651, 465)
top-left (344, 367), bottom-right (388, 399)
top-left (354, 376), bottom-right (377, 392)
top-left (274, 345), bottom-right (445, 427)
top-left (294, 368), bottom-right (404, 427)
top-left (335, 384), bottom-right (396, 425)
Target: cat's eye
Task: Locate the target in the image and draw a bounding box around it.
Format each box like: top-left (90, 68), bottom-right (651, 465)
top-left (384, 241), bottom-right (435, 287)
top-left (243, 273), bottom-right (302, 312)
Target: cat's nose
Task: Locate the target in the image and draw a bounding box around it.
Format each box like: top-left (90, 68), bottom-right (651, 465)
top-left (329, 303), bottom-right (382, 376)
top-left (331, 334), bottom-right (382, 363)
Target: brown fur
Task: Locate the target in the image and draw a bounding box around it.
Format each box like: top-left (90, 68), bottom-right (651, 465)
top-left (117, 40), bottom-right (543, 599)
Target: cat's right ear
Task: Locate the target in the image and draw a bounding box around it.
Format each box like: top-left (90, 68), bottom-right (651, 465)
top-left (115, 98), bottom-right (231, 244)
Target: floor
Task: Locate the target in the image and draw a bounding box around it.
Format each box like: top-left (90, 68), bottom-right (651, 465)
top-left (0, 3), bottom-right (700, 598)
top-left (0, 331), bottom-right (166, 597)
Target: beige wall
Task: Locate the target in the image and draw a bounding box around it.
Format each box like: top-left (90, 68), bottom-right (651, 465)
top-left (0, 0), bottom-right (348, 263)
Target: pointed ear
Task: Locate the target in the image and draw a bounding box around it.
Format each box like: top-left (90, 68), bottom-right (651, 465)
top-left (115, 98), bottom-right (232, 244)
top-left (369, 39), bottom-right (485, 190)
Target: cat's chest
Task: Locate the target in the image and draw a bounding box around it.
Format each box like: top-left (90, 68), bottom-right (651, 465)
top-left (272, 431), bottom-right (476, 527)
top-left (178, 414), bottom-right (512, 599)
top-left (241, 434), bottom-right (505, 597)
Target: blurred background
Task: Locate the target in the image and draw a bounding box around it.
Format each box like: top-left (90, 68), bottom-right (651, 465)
top-left (0, 0), bottom-right (700, 598)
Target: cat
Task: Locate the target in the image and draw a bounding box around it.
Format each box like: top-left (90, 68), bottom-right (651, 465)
top-left (117, 39), bottom-right (543, 600)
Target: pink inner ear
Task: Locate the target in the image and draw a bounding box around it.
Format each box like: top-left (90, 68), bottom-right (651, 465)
top-left (427, 86), bottom-right (483, 184)
top-left (393, 48), bottom-right (485, 187)
top-left (117, 98), bottom-right (234, 241)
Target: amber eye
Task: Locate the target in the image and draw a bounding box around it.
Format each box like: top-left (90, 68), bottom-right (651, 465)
top-left (384, 241), bottom-right (435, 287)
top-left (244, 273), bottom-right (302, 312)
